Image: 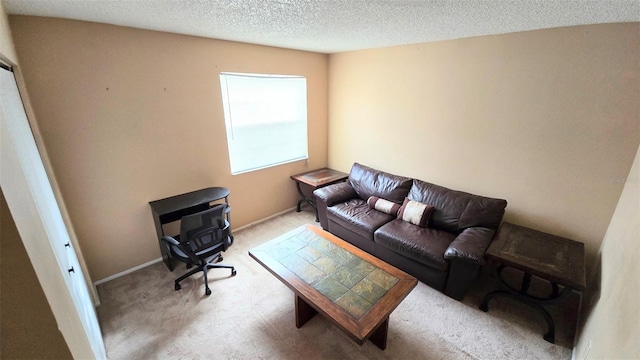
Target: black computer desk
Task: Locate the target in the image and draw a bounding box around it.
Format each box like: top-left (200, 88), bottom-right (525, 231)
top-left (149, 187), bottom-right (231, 271)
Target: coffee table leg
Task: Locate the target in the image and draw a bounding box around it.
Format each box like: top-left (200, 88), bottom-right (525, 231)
top-left (369, 318), bottom-right (389, 350)
top-left (295, 295), bottom-right (318, 328)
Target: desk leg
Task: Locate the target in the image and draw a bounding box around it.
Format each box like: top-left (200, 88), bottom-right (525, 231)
top-left (152, 213), bottom-right (173, 271)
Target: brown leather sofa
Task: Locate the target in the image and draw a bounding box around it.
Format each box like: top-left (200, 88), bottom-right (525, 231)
top-left (313, 163), bottom-right (507, 300)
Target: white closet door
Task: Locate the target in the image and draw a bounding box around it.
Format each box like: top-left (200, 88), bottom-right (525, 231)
top-left (0, 66), bottom-right (106, 359)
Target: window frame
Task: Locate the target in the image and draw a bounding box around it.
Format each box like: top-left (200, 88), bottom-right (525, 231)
top-left (219, 71), bottom-right (309, 175)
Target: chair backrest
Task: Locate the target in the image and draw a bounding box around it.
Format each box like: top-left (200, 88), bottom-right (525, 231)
top-left (176, 204), bottom-right (230, 263)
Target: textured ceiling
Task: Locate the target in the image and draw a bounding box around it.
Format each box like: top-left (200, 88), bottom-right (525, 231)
top-left (4, 0), bottom-right (639, 53)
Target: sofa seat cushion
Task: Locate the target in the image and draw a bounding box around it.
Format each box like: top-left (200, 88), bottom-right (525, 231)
top-left (374, 220), bottom-right (456, 272)
top-left (328, 199), bottom-right (395, 241)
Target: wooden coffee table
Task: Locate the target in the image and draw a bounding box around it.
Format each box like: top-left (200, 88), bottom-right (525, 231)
top-left (249, 225), bottom-right (417, 350)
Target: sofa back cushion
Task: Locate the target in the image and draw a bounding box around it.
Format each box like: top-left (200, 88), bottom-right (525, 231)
top-left (349, 163), bottom-right (412, 203)
top-left (409, 179), bottom-right (507, 233)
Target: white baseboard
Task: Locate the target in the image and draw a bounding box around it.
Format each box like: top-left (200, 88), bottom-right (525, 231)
top-left (233, 206), bottom-right (297, 232)
top-left (94, 257), bottom-right (163, 286)
top-left (94, 207), bottom-right (298, 286)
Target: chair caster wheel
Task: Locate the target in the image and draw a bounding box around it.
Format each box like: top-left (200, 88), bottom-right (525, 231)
top-left (175, 283), bottom-right (181, 291)
top-left (217, 256), bottom-right (223, 262)
top-left (231, 269), bottom-right (237, 276)
top-left (205, 288), bottom-right (212, 296)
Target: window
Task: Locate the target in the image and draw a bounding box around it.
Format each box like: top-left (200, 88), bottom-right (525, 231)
top-left (219, 72), bottom-right (308, 174)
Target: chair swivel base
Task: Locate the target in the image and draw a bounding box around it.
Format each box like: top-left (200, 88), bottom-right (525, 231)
top-left (174, 261), bottom-right (237, 296)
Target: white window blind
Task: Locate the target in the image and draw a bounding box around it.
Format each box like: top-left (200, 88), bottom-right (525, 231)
top-left (219, 72), bottom-right (308, 174)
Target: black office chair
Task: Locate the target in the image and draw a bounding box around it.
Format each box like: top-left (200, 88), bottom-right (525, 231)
top-left (162, 204), bottom-right (236, 296)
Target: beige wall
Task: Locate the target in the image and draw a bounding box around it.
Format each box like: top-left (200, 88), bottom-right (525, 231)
top-left (9, 16), bottom-right (329, 281)
top-left (574, 144), bottom-right (639, 359)
top-left (0, 1), bottom-right (15, 62)
top-left (328, 23), bottom-right (639, 275)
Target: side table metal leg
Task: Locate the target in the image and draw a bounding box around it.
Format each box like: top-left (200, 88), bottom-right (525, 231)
top-left (295, 182), bottom-right (305, 212)
top-left (480, 264), bottom-right (561, 343)
top-left (294, 180), bottom-right (319, 221)
top-left (479, 290), bottom-right (557, 343)
top-left (520, 296), bottom-right (556, 343)
top-left (479, 290), bottom-right (506, 312)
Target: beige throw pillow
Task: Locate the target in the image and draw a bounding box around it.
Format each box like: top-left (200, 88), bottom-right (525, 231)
top-left (367, 196), bottom-right (401, 216)
top-left (397, 198), bottom-right (435, 227)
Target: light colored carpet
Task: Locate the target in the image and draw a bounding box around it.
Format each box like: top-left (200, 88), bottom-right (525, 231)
top-left (97, 210), bottom-right (577, 359)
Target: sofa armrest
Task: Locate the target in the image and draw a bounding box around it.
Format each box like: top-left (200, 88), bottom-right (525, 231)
top-left (313, 181), bottom-right (357, 207)
top-left (313, 182), bottom-right (357, 230)
top-left (443, 227), bottom-right (496, 300)
top-left (444, 227), bottom-right (495, 265)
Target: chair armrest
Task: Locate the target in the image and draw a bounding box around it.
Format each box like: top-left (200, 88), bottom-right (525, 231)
top-left (313, 181), bottom-right (358, 207)
top-left (444, 227), bottom-right (495, 265)
top-left (162, 235), bottom-right (180, 246)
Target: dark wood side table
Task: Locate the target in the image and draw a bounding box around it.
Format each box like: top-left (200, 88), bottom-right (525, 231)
top-left (479, 222), bottom-right (586, 343)
top-left (290, 168), bottom-right (348, 221)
